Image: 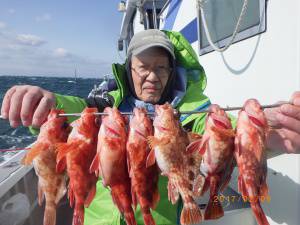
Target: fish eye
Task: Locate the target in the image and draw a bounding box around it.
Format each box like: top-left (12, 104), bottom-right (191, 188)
top-left (61, 122), bottom-right (69, 129)
top-left (173, 109), bottom-right (180, 119)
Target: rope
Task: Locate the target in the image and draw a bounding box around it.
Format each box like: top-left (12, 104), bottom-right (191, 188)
top-left (197, 0), bottom-right (249, 52)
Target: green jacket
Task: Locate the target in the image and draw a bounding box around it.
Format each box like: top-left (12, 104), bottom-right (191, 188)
top-left (29, 31), bottom-right (211, 225)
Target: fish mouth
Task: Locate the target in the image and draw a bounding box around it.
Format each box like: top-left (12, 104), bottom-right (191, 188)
top-left (247, 114), bottom-right (265, 127)
top-left (105, 126), bottom-right (121, 138)
top-left (210, 113), bottom-right (231, 129)
top-left (244, 104), bottom-right (266, 128)
top-left (156, 125), bottom-right (169, 132)
top-left (135, 129), bottom-right (147, 139)
top-left (153, 119), bottom-right (169, 132)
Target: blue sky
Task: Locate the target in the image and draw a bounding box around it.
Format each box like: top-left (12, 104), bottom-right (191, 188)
top-left (0, 0), bottom-right (125, 77)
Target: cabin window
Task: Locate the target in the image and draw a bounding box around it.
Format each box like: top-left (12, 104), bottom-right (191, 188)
top-left (197, 0), bottom-right (267, 55)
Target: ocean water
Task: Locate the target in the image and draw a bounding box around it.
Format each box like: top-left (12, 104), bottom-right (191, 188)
top-left (0, 76), bottom-right (100, 162)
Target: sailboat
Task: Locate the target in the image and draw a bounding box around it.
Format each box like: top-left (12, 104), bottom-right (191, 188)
top-left (67, 68), bottom-right (78, 84)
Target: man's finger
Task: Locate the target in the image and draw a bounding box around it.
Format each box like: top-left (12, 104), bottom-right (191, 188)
top-left (276, 112), bottom-right (300, 134)
top-left (32, 97), bottom-right (54, 128)
top-left (264, 107), bottom-right (282, 129)
top-left (8, 89), bottom-right (27, 127)
top-left (1, 87), bottom-right (17, 118)
top-left (280, 104), bottom-right (300, 120)
top-left (280, 129), bottom-right (300, 153)
top-left (291, 91), bottom-right (300, 106)
top-left (21, 91), bottom-right (43, 127)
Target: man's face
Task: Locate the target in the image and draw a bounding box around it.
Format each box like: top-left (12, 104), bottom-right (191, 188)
top-left (131, 47), bottom-right (171, 104)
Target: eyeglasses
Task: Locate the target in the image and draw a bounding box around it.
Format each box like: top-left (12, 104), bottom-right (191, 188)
top-left (131, 65), bottom-right (172, 79)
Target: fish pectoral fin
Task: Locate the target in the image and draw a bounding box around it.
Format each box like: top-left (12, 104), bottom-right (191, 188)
top-left (56, 142), bottom-right (80, 173)
top-left (167, 180), bottom-right (179, 204)
top-left (186, 140), bottom-right (202, 154)
top-left (22, 143), bottom-right (48, 165)
top-left (147, 136), bottom-right (169, 149)
top-left (90, 153), bottom-right (101, 176)
top-left (198, 135), bottom-right (209, 155)
top-left (56, 157), bottom-right (66, 173)
top-left (146, 149), bottom-right (156, 168)
top-left (84, 185), bottom-right (96, 208)
top-left (55, 143), bottom-right (72, 163)
top-left (147, 136), bottom-right (156, 150)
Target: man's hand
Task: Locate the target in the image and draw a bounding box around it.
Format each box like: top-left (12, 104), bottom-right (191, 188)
top-left (1, 85), bottom-right (55, 128)
top-left (265, 91), bottom-right (300, 153)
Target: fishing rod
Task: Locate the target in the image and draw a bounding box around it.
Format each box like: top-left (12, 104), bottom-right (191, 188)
top-left (0, 101), bottom-right (291, 118)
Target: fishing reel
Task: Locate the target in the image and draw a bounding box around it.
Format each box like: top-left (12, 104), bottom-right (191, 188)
top-left (86, 83), bottom-right (115, 112)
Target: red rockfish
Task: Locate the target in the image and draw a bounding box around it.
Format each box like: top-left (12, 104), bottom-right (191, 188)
top-left (22, 109), bottom-right (70, 225)
top-left (234, 99), bottom-right (270, 225)
top-left (188, 104), bottom-right (235, 220)
top-left (56, 107), bottom-right (99, 225)
top-left (90, 107), bottom-right (136, 225)
top-left (147, 103), bottom-right (202, 225)
top-left (127, 108), bottom-right (160, 225)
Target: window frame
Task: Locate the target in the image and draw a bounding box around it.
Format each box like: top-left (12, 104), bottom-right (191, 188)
top-left (197, 0), bottom-right (267, 56)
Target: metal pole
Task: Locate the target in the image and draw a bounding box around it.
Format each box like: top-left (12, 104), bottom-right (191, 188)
top-left (0, 102), bottom-right (292, 119)
top-left (157, 0), bottom-right (172, 18)
top-left (153, 0), bottom-right (158, 29)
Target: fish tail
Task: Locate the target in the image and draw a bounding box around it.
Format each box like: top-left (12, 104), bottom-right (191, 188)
top-left (204, 194), bottom-right (224, 220)
top-left (204, 177), bottom-right (224, 220)
top-left (43, 201), bottom-right (56, 225)
top-left (142, 210), bottom-right (156, 225)
top-left (243, 180), bottom-right (269, 225)
top-left (250, 202), bottom-right (270, 225)
top-left (72, 204), bottom-right (84, 225)
top-left (89, 153), bottom-right (100, 176)
top-left (180, 202), bottom-right (202, 225)
top-left (124, 211), bottom-right (137, 225)
top-left (111, 185), bottom-right (137, 225)
top-left (170, 172), bottom-right (202, 224)
top-left (167, 180), bottom-right (179, 204)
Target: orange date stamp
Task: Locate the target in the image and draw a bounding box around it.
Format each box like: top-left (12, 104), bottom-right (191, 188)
top-left (213, 195), bottom-right (271, 203)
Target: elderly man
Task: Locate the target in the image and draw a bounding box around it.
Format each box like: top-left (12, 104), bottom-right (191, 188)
top-left (1, 29), bottom-right (300, 224)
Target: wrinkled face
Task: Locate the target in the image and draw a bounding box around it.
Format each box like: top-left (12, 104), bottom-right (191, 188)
top-left (131, 47), bottom-right (172, 104)
top-left (207, 104), bottom-right (232, 130)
